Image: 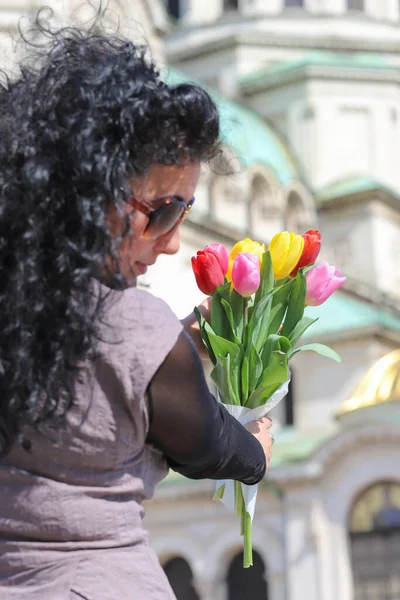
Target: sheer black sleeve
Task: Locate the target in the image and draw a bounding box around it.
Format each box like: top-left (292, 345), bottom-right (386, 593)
top-left (146, 331), bottom-right (266, 485)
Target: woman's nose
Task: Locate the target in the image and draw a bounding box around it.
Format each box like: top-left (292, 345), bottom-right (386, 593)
top-left (156, 225), bottom-right (181, 256)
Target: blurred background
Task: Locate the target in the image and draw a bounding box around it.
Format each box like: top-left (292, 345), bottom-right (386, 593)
top-left (2, 1), bottom-right (400, 598)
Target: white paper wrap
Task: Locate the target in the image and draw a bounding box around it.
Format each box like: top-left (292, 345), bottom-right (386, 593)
top-left (215, 375), bottom-right (291, 522)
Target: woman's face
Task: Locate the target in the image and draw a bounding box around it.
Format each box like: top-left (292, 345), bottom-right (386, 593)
top-left (106, 162), bottom-right (201, 286)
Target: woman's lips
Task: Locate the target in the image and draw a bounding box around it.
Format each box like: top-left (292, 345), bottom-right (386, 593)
top-left (135, 262), bottom-right (148, 275)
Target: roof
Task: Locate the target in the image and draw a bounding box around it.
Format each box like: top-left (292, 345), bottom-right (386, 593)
top-left (266, 426), bottom-right (333, 468)
top-left (315, 175), bottom-right (400, 204)
top-left (162, 66), bottom-right (302, 185)
top-left (304, 291), bottom-right (400, 338)
top-left (240, 50), bottom-right (396, 88)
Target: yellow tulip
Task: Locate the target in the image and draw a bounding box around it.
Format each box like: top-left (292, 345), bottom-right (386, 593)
top-left (227, 238), bottom-right (265, 281)
top-left (268, 231), bottom-right (304, 280)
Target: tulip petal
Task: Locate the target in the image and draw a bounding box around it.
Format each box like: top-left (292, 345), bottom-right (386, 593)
top-left (305, 261), bottom-right (346, 306)
top-left (279, 233), bottom-right (304, 279)
top-left (228, 238), bottom-right (265, 281)
top-left (205, 243), bottom-right (229, 275)
top-left (232, 252), bottom-right (260, 297)
top-left (191, 250), bottom-right (225, 295)
top-left (269, 231), bottom-right (290, 278)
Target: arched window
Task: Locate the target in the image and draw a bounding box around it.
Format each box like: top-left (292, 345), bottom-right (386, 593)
top-left (284, 0), bottom-right (304, 7)
top-left (348, 0), bottom-right (364, 10)
top-left (249, 174), bottom-right (282, 243)
top-left (349, 482), bottom-right (400, 599)
top-left (163, 557), bottom-right (200, 600)
top-left (167, 0), bottom-right (181, 19)
top-left (227, 550), bottom-right (268, 599)
top-left (285, 191), bottom-right (310, 233)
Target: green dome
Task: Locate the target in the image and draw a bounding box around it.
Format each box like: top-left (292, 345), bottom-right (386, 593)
top-left (162, 67), bottom-right (301, 185)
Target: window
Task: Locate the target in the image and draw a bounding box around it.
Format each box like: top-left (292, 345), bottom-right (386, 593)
top-left (284, 0), bottom-right (304, 7)
top-left (227, 550), bottom-right (268, 600)
top-left (167, 0), bottom-right (181, 19)
top-left (285, 191), bottom-right (310, 233)
top-left (224, 0), bottom-right (239, 9)
top-left (350, 482), bottom-right (400, 600)
top-left (249, 174), bottom-right (283, 242)
top-left (348, 0), bottom-right (364, 10)
top-left (163, 557), bottom-right (200, 600)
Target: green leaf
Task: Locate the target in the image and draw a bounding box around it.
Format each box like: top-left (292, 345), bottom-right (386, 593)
top-left (246, 351), bottom-right (289, 408)
top-left (211, 292), bottom-right (230, 339)
top-left (241, 355), bottom-right (249, 402)
top-left (268, 279), bottom-right (295, 335)
top-left (194, 307), bottom-right (216, 364)
top-left (211, 354), bottom-right (240, 405)
top-left (248, 343), bottom-right (263, 392)
top-left (288, 316), bottom-right (318, 347)
top-left (207, 331), bottom-right (241, 361)
top-left (279, 271), bottom-right (306, 338)
top-left (255, 250), bottom-right (274, 305)
top-left (290, 343), bottom-right (342, 363)
top-left (221, 299), bottom-right (241, 345)
top-left (260, 334), bottom-right (291, 368)
top-left (247, 293), bottom-right (273, 353)
top-left (229, 288), bottom-right (245, 341)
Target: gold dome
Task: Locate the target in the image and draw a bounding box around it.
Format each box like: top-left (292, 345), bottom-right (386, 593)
top-left (338, 349), bottom-right (400, 415)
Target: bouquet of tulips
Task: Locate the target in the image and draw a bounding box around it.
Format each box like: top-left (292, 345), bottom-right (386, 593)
top-left (191, 231), bottom-right (346, 567)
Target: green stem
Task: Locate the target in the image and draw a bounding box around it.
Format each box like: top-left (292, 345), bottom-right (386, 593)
top-left (243, 298), bottom-right (249, 347)
top-left (242, 507), bottom-right (253, 568)
top-left (234, 481), bottom-right (243, 517)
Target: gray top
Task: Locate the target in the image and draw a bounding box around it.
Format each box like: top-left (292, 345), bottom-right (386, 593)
top-left (0, 283), bottom-right (182, 599)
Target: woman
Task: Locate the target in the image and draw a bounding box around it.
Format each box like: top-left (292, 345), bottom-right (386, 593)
top-left (0, 18), bottom-right (273, 600)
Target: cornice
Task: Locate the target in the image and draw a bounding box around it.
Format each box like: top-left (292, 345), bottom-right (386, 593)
top-left (166, 25), bottom-right (400, 64)
top-left (241, 64), bottom-right (400, 96)
top-left (317, 189), bottom-right (400, 213)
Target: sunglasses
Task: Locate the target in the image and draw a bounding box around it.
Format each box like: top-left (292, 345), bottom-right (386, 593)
top-left (128, 194), bottom-right (195, 239)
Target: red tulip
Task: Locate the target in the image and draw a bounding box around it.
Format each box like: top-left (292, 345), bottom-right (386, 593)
top-left (191, 250), bottom-right (225, 296)
top-left (290, 230), bottom-right (321, 277)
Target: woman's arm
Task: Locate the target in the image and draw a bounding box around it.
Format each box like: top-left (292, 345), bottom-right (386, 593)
top-left (146, 330), bottom-right (272, 484)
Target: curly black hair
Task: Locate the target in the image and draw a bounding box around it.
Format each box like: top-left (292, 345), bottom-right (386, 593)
top-left (0, 13), bottom-right (220, 457)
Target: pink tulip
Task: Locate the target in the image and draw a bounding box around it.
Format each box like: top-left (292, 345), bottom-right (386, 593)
top-left (232, 253), bottom-right (260, 297)
top-left (306, 262), bottom-right (346, 306)
top-left (205, 243), bottom-right (229, 276)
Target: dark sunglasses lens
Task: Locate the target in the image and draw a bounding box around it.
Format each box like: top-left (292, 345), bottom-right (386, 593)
top-left (146, 202), bottom-right (184, 238)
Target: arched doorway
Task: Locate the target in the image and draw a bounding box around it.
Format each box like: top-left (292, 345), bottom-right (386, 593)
top-left (227, 550), bottom-right (268, 600)
top-left (163, 556), bottom-right (200, 600)
top-left (350, 482), bottom-right (400, 599)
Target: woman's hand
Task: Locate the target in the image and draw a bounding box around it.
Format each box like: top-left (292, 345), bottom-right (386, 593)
top-left (244, 417), bottom-right (274, 470)
top-left (181, 297), bottom-right (211, 359)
